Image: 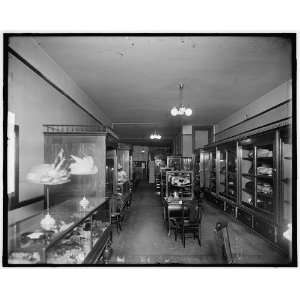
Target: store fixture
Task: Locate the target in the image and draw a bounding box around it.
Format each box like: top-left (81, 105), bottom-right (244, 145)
top-left (160, 167), bottom-right (172, 200)
top-left (194, 149), bottom-right (208, 201)
top-left (7, 125), bottom-right (119, 264)
top-left (116, 143), bottom-right (132, 209)
top-left (165, 171), bottom-right (193, 200)
top-left (170, 83), bottom-right (192, 117)
top-left (203, 124), bottom-right (293, 256)
top-left (167, 156), bottom-right (193, 171)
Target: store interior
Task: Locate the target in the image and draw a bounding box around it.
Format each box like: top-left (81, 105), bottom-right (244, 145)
top-left (5, 35), bottom-right (294, 265)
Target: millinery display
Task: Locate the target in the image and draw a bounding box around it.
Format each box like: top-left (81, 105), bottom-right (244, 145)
top-left (70, 155), bottom-right (98, 175)
top-left (165, 171), bottom-right (193, 199)
top-left (27, 149), bottom-right (70, 184)
top-left (170, 175), bottom-right (190, 187)
top-left (7, 126), bottom-right (115, 265)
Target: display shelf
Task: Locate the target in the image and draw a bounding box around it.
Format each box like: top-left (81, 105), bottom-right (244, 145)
top-left (167, 156), bottom-right (193, 171)
top-left (203, 125), bottom-right (293, 254)
top-left (165, 170), bottom-right (193, 200)
top-left (8, 196), bottom-right (112, 264)
top-left (160, 167), bottom-right (172, 199)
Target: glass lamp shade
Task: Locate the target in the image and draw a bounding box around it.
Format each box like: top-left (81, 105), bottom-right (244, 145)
top-left (170, 107), bottom-right (178, 116)
top-left (185, 107), bottom-right (192, 116)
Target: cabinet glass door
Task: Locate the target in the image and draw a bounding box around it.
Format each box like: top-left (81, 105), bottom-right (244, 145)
top-left (240, 132), bottom-right (275, 214)
top-left (240, 141), bottom-right (255, 208)
top-left (219, 149), bottom-right (226, 197)
top-left (227, 144), bottom-right (237, 202)
top-left (279, 126), bottom-right (292, 245)
top-left (209, 149), bottom-right (216, 193)
top-left (255, 141), bottom-right (274, 213)
top-left (203, 151), bottom-right (210, 190)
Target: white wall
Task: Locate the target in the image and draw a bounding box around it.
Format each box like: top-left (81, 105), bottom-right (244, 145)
top-left (7, 38), bottom-right (112, 223)
top-left (9, 37), bottom-right (112, 127)
top-left (132, 146), bottom-right (149, 161)
top-left (8, 54), bottom-right (100, 203)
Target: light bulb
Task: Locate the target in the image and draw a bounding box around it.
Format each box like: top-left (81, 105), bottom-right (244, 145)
top-left (178, 105), bottom-right (185, 115)
top-left (185, 107), bottom-right (192, 116)
top-left (170, 107), bottom-right (178, 116)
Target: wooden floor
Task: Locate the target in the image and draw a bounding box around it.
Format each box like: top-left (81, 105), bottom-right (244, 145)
top-left (108, 180), bottom-right (288, 265)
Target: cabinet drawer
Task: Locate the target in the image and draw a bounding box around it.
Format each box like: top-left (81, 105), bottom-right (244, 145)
top-left (225, 202), bottom-right (236, 217)
top-left (237, 209), bottom-right (252, 227)
top-left (253, 218), bottom-right (275, 242)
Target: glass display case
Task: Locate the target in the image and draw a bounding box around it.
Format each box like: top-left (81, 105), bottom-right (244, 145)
top-left (117, 144), bottom-right (130, 182)
top-left (199, 151), bottom-right (208, 190)
top-left (165, 171), bottom-right (193, 200)
top-left (239, 131), bottom-right (275, 215)
top-left (7, 125), bottom-right (117, 265)
top-left (203, 125), bottom-right (293, 254)
top-left (167, 156), bottom-right (193, 171)
top-left (217, 142), bottom-right (237, 202)
top-left (208, 148), bottom-right (216, 194)
top-left (202, 151), bottom-right (210, 191)
top-left (8, 198), bottom-right (111, 264)
top-left (160, 167), bottom-right (172, 199)
top-left (278, 126), bottom-right (292, 252)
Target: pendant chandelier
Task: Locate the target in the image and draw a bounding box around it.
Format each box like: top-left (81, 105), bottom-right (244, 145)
top-left (170, 83), bottom-right (192, 117)
top-left (150, 130), bottom-right (161, 140)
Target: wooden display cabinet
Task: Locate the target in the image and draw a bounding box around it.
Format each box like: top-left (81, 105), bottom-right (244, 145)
top-left (203, 125), bottom-right (293, 257)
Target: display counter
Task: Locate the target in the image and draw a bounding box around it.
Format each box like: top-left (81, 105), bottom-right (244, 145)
top-left (8, 196), bottom-right (111, 264)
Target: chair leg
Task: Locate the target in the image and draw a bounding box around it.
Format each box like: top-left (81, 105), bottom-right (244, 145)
top-left (175, 227), bottom-right (177, 241)
top-left (118, 219), bottom-right (122, 232)
top-left (182, 229), bottom-right (185, 248)
top-left (198, 228), bottom-right (201, 246)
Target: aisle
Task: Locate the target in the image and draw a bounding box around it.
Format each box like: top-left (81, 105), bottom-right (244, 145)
top-left (109, 181), bottom-right (287, 265)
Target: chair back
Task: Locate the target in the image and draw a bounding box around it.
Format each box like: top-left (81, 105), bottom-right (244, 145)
top-left (181, 203), bottom-right (203, 224)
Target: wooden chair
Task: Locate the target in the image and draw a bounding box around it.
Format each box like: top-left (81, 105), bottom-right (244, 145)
top-left (168, 203), bottom-right (189, 238)
top-left (110, 196), bottom-right (123, 233)
top-left (176, 204), bottom-right (203, 247)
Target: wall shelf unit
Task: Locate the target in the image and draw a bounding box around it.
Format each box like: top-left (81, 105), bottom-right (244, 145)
top-left (203, 124), bottom-right (292, 257)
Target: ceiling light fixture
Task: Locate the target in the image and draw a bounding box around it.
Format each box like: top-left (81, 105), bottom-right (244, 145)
top-left (150, 131), bottom-right (161, 140)
top-left (170, 83), bottom-right (193, 117)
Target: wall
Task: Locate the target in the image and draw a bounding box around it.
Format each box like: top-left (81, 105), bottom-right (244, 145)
top-left (7, 38), bottom-right (112, 223)
top-left (194, 130), bottom-right (208, 149)
top-left (215, 80), bottom-right (292, 136)
top-left (9, 37), bottom-right (112, 127)
top-left (182, 125), bottom-right (193, 157)
top-left (132, 146), bottom-right (149, 161)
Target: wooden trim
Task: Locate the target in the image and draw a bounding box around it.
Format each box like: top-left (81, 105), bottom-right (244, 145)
top-left (205, 118), bottom-right (291, 148)
top-left (9, 126), bottom-right (19, 209)
top-left (12, 195), bottom-right (44, 210)
top-left (215, 99), bottom-right (292, 137)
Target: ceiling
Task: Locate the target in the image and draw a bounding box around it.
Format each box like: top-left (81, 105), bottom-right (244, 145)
top-left (34, 36), bottom-right (291, 145)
